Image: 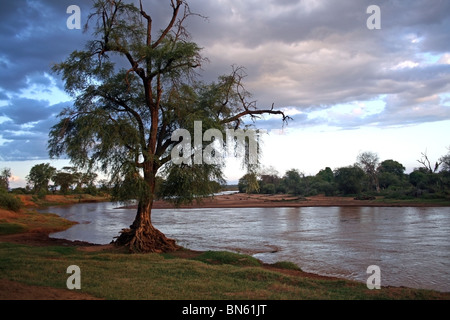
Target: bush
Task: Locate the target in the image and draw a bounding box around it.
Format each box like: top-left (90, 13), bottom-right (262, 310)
top-left (271, 261), bottom-right (302, 271)
top-left (0, 223), bottom-right (27, 235)
top-left (0, 192), bottom-right (23, 212)
top-left (260, 183), bottom-right (275, 194)
top-left (194, 251), bottom-right (261, 267)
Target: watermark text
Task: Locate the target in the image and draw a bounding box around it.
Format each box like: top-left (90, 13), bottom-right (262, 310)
top-left (67, 5), bottom-right (81, 30)
top-left (66, 265), bottom-right (81, 290)
top-left (366, 265), bottom-right (381, 289)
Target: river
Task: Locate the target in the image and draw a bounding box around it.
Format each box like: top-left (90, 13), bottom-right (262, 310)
top-left (43, 202), bottom-right (450, 292)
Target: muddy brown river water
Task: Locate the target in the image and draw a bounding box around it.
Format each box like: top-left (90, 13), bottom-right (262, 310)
top-left (44, 202), bottom-right (450, 292)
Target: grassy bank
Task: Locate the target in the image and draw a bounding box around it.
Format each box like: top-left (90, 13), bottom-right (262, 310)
top-left (374, 197), bottom-right (450, 206)
top-left (15, 194), bottom-right (110, 208)
top-left (1, 242), bottom-right (449, 300)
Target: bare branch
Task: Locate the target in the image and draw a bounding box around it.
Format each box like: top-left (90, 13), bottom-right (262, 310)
top-left (417, 150), bottom-right (441, 173)
top-left (139, 0), bottom-right (152, 46)
top-left (152, 0), bottom-right (183, 49)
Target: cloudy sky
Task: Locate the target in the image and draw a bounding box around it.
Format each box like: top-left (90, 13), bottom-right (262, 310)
top-left (1, 0), bottom-right (450, 187)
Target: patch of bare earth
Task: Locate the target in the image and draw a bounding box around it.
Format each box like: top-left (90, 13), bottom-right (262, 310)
top-left (0, 278), bottom-right (102, 300)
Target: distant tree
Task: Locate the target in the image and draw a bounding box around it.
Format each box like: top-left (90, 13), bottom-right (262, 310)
top-left (357, 151), bottom-right (380, 192)
top-left (417, 150), bottom-right (441, 173)
top-left (238, 172), bottom-right (260, 194)
top-left (258, 166), bottom-right (280, 194)
top-left (316, 167), bottom-right (334, 183)
top-left (52, 170), bottom-right (77, 194)
top-left (282, 169), bottom-right (302, 195)
top-left (260, 183), bottom-right (275, 194)
top-left (334, 166), bottom-right (365, 195)
top-left (26, 163), bottom-right (56, 194)
top-left (313, 167), bottom-right (336, 196)
top-left (75, 171), bottom-right (99, 194)
top-left (439, 147), bottom-right (450, 172)
top-left (378, 160), bottom-right (405, 177)
top-left (377, 159), bottom-right (406, 189)
top-left (0, 168), bottom-right (11, 191)
top-left (378, 172), bottom-right (401, 190)
top-left (439, 148), bottom-right (450, 192)
top-left (409, 168), bottom-right (429, 189)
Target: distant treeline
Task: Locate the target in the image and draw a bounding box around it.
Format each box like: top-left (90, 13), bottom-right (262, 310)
top-left (238, 150), bottom-right (450, 200)
top-left (0, 163), bottom-right (224, 200)
top-left (1, 148), bottom-right (449, 202)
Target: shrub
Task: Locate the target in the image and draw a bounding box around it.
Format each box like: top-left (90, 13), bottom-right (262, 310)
top-left (0, 223), bottom-right (27, 235)
top-left (194, 251), bottom-right (261, 267)
top-left (0, 192), bottom-right (23, 212)
top-left (271, 261), bottom-right (302, 271)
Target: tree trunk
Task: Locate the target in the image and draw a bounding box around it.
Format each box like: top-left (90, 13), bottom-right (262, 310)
top-left (114, 198), bottom-right (180, 253)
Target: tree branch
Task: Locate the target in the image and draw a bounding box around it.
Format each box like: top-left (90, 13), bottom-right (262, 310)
top-left (221, 104), bottom-right (292, 127)
top-left (152, 0), bottom-right (183, 49)
top-left (139, 0), bottom-right (152, 46)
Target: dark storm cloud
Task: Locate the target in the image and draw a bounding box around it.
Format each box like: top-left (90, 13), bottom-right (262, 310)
top-left (0, 0), bottom-right (91, 160)
top-left (0, 99), bottom-right (67, 125)
top-left (0, 0), bottom-right (92, 92)
top-left (0, 138), bottom-right (49, 161)
top-left (0, 0), bottom-right (450, 161)
top-left (184, 0), bottom-right (450, 129)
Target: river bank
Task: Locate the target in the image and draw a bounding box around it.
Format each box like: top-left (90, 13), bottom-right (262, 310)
top-left (1, 194), bottom-right (449, 300)
top-left (151, 193), bottom-right (450, 209)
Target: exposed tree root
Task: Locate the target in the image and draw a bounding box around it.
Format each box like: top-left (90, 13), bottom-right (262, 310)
top-left (114, 224), bottom-right (180, 253)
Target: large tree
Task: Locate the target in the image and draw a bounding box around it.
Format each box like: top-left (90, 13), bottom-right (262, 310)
top-left (49, 0), bottom-right (289, 253)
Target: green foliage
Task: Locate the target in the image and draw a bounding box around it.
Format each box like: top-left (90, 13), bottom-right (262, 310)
top-left (240, 148), bottom-right (450, 199)
top-left (158, 164), bottom-right (225, 206)
top-left (2, 243), bottom-right (447, 300)
top-left (260, 183), bottom-right (275, 194)
top-left (271, 261), bottom-right (302, 271)
top-left (282, 169), bottom-right (302, 195)
top-left (357, 151), bottom-right (380, 192)
top-left (316, 167), bottom-right (334, 183)
top-left (238, 172), bottom-right (259, 194)
top-left (0, 190), bottom-right (23, 212)
top-left (0, 223), bottom-right (27, 235)
top-left (378, 159), bottom-right (405, 177)
top-left (313, 180), bottom-right (337, 196)
top-left (52, 171), bottom-right (75, 195)
top-left (334, 166), bottom-right (366, 195)
top-left (26, 163), bottom-right (56, 194)
top-left (194, 251), bottom-right (261, 267)
top-left (0, 168), bottom-right (11, 191)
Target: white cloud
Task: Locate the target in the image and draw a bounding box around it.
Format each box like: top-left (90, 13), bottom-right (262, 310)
top-left (439, 53), bottom-right (450, 64)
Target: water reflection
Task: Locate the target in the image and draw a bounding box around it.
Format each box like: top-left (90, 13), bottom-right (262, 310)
top-left (43, 203), bottom-right (450, 292)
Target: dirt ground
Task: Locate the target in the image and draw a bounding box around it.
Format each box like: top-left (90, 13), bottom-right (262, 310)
top-left (0, 278), bottom-right (103, 300)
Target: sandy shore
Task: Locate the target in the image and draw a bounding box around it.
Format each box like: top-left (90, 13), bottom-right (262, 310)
top-left (150, 193), bottom-right (449, 209)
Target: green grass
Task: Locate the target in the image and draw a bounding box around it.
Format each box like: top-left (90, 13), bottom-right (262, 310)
top-left (271, 261), bottom-right (302, 271)
top-left (0, 210), bottom-right (77, 234)
top-left (0, 242), bottom-right (449, 300)
top-left (193, 251), bottom-right (262, 267)
top-left (375, 197), bottom-right (450, 206)
top-left (0, 192), bottom-right (23, 212)
top-left (0, 222), bottom-right (27, 235)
